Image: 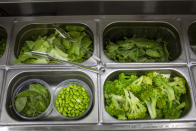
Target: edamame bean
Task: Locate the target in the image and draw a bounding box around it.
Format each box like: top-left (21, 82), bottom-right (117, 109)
top-left (55, 84), bottom-right (90, 118)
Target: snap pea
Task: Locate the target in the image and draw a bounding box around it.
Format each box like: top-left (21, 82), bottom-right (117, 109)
top-left (55, 84), bottom-right (90, 118)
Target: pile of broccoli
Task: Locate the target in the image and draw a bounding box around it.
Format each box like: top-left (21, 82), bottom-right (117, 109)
top-left (104, 71), bottom-right (187, 120)
top-left (104, 37), bottom-right (169, 62)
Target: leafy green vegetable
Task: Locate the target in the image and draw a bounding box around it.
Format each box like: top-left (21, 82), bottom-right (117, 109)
top-left (104, 37), bottom-right (169, 62)
top-left (14, 83), bottom-right (50, 117)
top-left (13, 25), bottom-right (93, 64)
top-left (104, 72), bottom-right (187, 120)
top-left (0, 38), bottom-right (6, 57)
top-left (15, 97), bottom-right (27, 112)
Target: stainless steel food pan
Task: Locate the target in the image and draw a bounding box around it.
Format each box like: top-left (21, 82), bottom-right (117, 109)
top-left (8, 16), bottom-right (99, 68)
top-left (1, 68), bottom-right (98, 125)
top-left (100, 67), bottom-right (196, 123)
top-left (0, 18), bottom-right (14, 65)
top-left (98, 16), bottom-right (187, 68)
top-left (186, 20), bottom-right (196, 64)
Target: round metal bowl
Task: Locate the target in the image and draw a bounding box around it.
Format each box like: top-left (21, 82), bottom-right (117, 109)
top-left (54, 79), bottom-right (93, 120)
top-left (12, 79), bottom-right (53, 120)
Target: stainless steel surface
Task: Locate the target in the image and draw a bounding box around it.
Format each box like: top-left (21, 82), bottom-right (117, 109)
top-left (31, 51), bottom-right (101, 74)
top-left (0, 69), bottom-right (5, 119)
top-left (1, 14), bottom-right (196, 130)
top-left (190, 66), bottom-right (196, 114)
top-left (183, 19), bottom-right (196, 64)
top-left (8, 17), bottom-right (99, 68)
top-left (1, 0), bottom-right (195, 2)
top-left (2, 122), bottom-right (196, 131)
top-left (100, 67), bottom-right (196, 123)
top-left (1, 68), bottom-right (98, 124)
top-left (98, 16), bottom-right (187, 68)
top-left (0, 18), bottom-right (14, 66)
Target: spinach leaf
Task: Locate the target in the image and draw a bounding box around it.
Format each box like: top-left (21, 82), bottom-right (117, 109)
top-left (105, 36), bottom-right (169, 62)
top-left (14, 83), bottom-right (50, 117)
top-left (15, 96), bottom-right (27, 112)
top-left (29, 84), bottom-right (49, 98)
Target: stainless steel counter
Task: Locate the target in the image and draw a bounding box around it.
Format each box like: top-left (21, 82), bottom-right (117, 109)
top-left (0, 1), bottom-right (196, 130)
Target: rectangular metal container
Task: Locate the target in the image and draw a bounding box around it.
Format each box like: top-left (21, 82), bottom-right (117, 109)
top-left (183, 18), bottom-right (196, 64)
top-left (0, 68), bottom-right (98, 125)
top-left (98, 16), bottom-right (187, 68)
top-left (7, 16), bottom-right (99, 68)
top-left (0, 18), bottom-right (14, 65)
top-left (100, 67), bottom-right (196, 123)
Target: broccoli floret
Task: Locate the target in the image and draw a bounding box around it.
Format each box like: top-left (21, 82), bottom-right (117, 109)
top-left (156, 95), bottom-right (168, 109)
top-left (170, 77), bottom-right (186, 101)
top-left (124, 90), bottom-right (147, 119)
top-left (143, 76), bottom-right (153, 85)
top-left (140, 87), bottom-right (158, 119)
top-left (127, 75), bottom-right (152, 94)
top-left (104, 73), bottom-right (139, 97)
top-left (163, 102), bottom-right (185, 119)
top-left (127, 76), bottom-right (144, 93)
top-left (105, 94), bottom-right (126, 120)
top-left (153, 73), bottom-right (175, 108)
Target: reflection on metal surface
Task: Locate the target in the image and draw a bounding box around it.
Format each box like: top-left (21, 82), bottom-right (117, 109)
top-left (0, 19), bottom-right (13, 65)
top-left (1, 1), bottom-right (196, 16)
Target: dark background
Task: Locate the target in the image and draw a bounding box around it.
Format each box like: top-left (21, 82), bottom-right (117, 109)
top-left (0, 1), bottom-right (196, 16)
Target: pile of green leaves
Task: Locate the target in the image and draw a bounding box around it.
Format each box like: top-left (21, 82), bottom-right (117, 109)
top-left (104, 71), bottom-right (187, 120)
top-left (13, 25), bottom-right (93, 64)
top-left (14, 83), bottom-right (50, 117)
top-left (104, 37), bottom-right (169, 62)
top-left (0, 38), bottom-right (6, 57)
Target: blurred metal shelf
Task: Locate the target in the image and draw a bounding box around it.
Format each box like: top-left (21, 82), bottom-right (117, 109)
top-left (0, 0), bottom-right (196, 16)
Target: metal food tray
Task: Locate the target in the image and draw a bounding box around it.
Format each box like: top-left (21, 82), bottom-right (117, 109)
top-left (100, 67), bottom-right (196, 123)
top-left (1, 68), bottom-right (98, 125)
top-left (0, 15), bottom-right (196, 131)
top-left (7, 16), bottom-right (99, 68)
top-left (0, 18), bottom-right (14, 66)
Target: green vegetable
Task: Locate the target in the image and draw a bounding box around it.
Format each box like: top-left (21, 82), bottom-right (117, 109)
top-left (0, 38), bottom-right (6, 57)
top-left (55, 84), bottom-right (90, 118)
top-left (15, 97), bottom-right (27, 112)
top-left (104, 72), bottom-right (187, 120)
top-left (124, 89), bottom-right (147, 119)
top-left (104, 37), bottom-right (169, 62)
top-left (14, 83), bottom-right (50, 117)
top-left (13, 25), bottom-right (93, 64)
